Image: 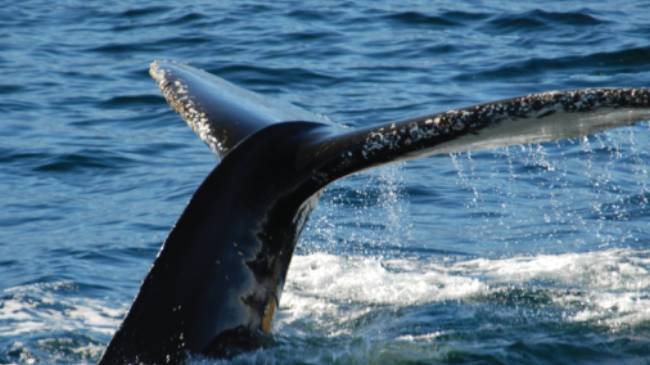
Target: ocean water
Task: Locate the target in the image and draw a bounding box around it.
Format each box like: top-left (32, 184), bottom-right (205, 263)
top-left (2, 1), bottom-right (650, 364)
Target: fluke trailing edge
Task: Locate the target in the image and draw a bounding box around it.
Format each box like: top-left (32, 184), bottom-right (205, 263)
top-left (99, 61), bottom-right (650, 364)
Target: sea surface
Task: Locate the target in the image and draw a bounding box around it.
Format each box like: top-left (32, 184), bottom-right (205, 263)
top-left (2, 1), bottom-right (650, 364)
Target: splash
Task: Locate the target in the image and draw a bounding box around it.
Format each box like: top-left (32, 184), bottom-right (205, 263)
top-left (279, 248), bottom-right (650, 333)
top-left (0, 281), bottom-right (125, 364)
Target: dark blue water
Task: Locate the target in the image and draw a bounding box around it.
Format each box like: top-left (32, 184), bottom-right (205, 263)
top-left (2, 1), bottom-right (650, 364)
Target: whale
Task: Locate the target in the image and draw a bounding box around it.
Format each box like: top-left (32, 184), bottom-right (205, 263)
top-left (98, 60), bottom-right (650, 364)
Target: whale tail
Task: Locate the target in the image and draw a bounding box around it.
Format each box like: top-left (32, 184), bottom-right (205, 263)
top-left (100, 61), bottom-right (650, 364)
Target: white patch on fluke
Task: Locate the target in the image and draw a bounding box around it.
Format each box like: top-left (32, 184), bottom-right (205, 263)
top-left (359, 88), bottom-right (650, 161)
top-left (433, 108), bottom-right (650, 155)
top-left (150, 61), bottom-right (225, 154)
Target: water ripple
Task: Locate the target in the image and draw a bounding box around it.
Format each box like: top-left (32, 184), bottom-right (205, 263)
top-left (33, 151), bottom-right (133, 174)
top-left (99, 94), bottom-right (164, 108)
top-left (120, 5), bottom-right (173, 18)
top-left (384, 11), bottom-right (460, 27)
top-left (456, 46), bottom-right (650, 81)
top-left (485, 9), bottom-right (603, 33)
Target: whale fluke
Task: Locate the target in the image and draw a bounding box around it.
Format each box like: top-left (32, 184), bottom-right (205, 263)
top-left (148, 61), bottom-right (331, 157)
top-left (99, 61), bottom-right (650, 364)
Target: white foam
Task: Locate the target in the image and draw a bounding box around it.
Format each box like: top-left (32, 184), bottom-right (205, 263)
top-left (285, 253), bottom-right (486, 305)
top-left (395, 331), bottom-right (443, 342)
top-left (278, 253), bottom-right (486, 336)
top-left (0, 281), bottom-right (125, 337)
top-left (278, 248), bottom-right (650, 332)
top-left (2, 249), bottom-right (647, 357)
top-left (455, 248), bottom-right (650, 290)
top-left (566, 291), bottom-right (650, 328)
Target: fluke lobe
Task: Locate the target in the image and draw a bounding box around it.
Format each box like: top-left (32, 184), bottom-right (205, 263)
top-left (99, 61), bottom-right (650, 364)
